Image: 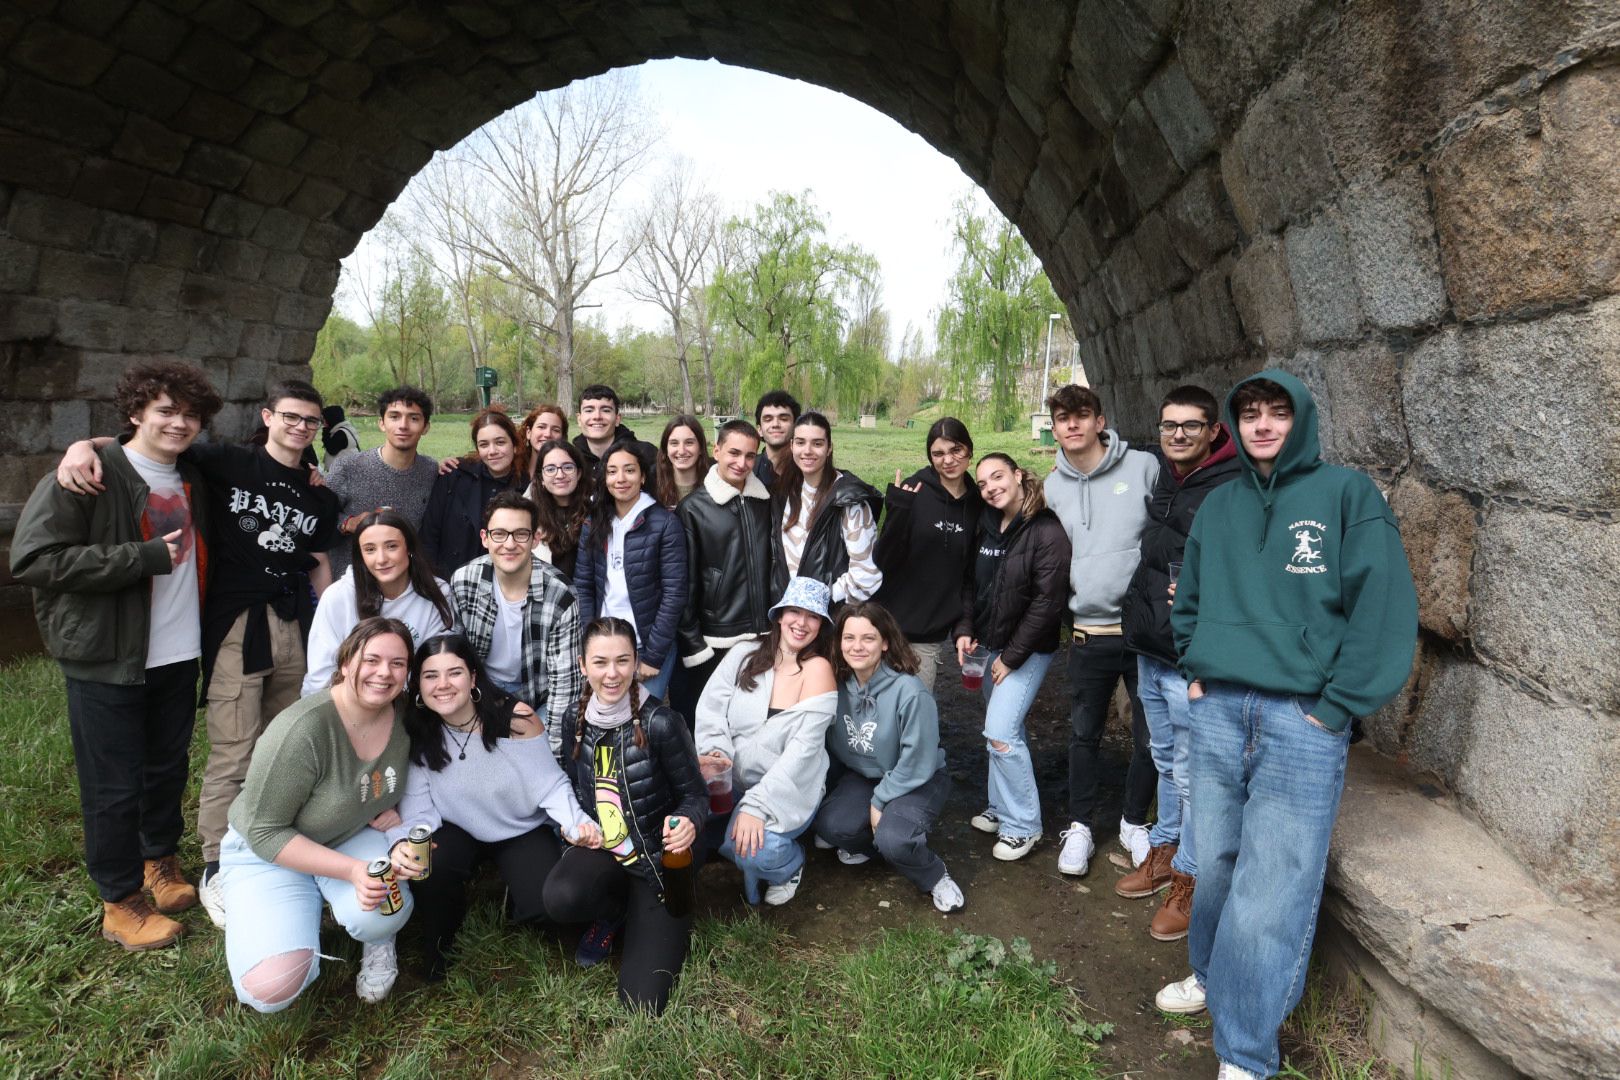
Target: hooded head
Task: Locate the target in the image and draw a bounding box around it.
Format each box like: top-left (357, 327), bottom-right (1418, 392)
top-left (1225, 369), bottom-right (1321, 488)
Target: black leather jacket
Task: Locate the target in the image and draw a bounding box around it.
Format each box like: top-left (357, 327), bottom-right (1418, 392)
top-left (560, 700), bottom-right (709, 893)
top-left (771, 470), bottom-right (883, 596)
top-left (676, 469), bottom-right (774, 663)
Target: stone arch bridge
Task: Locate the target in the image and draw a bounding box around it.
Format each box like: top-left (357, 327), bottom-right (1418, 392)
top-left (0, 2), bottom-right (1616, 1075)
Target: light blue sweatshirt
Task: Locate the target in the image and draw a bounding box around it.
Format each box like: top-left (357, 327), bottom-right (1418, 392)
top-left (1043, 430), bottom-right (1159, 626)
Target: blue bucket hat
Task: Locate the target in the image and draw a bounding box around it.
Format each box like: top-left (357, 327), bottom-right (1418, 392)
top-left (768, 576), bottom-right (832, 624)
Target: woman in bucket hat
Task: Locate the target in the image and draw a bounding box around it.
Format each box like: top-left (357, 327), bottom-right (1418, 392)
top-left (693, 577), bottom-right (838, 906)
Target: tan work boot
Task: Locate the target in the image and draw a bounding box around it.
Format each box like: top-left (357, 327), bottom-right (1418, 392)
top-left (1150, 870), bottom-right (1195, 941)
top-left (143, 855), bottom-right (199, 914)
top-left (102, 892), bottom-right (184, 951)
top-left (1115, 842), bottom-right (1175, 898)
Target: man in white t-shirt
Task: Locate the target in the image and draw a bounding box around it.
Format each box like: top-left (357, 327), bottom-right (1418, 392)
top-left (11, 362), bottom-right (222, 951)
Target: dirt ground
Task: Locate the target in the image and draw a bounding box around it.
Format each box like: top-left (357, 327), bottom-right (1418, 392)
top-left (695, 654), bottom-right (1216, 1079)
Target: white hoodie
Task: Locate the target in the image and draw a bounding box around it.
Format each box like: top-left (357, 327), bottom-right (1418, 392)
top-left (302, 569), bottom-right (455, 695)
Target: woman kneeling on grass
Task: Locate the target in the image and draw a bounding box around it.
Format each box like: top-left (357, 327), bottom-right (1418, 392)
top-left (816, 602), bottom-right (964, 913)
top-left (220, 617), bottom-right (421, 1011)
top-left (954, 453), bottom-right (1071, 862)
top-left (391, 633), bottom-right (600, 982)
top-left (693, 576), bottom-right (838, 907)
top-left (542, 617), bottom-right (708, 1015)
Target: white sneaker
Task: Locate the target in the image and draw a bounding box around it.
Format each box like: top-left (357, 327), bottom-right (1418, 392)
top-left (199, 869), bottom-right (227, 929)
top-left (969, 809), bottom-right (1001, 835)
top-left (836, 849), bottom-right (871, 866)
top-left (931, 873), bottom-right (964, 913)
top-left (1216, 1064), bottom-right (1260, 1080)
top-left (1057, 822), bottom-right (1095, 876)
top-left (355, 938), bottom-right (399, 1004)
top-left (763, 867), bottom-right (803, 906)
top-left (1120, 817), bottom-right (1151, 867)
top-left (1155, 972), bottom-right (1207, 1015)
top-left (991, 832), bottom-right (1042, 861)
top-left (812, 834), bottom-right (833, 850)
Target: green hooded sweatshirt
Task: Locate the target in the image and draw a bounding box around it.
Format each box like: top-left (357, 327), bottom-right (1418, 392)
top-left (1170, 370), bottom-right (1417, 732)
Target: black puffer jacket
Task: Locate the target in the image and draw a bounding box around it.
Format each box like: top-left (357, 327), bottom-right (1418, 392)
top-left (954, 507), bottom-right (1072, 669)
top-left (874, 467), bottom-right (981, 641)
top-left (676, 468), bottom-right (774, 664)
top-left (419, 459), bottom-right (523, 576)
top-left (560, 701), bottom-right (709, 893)
top-left (574, 498), bottom-right (688, 665)
top-left (1122, 433), bottom-right (1242, 665)
top-left (771, 470), bottom-right (883, 596)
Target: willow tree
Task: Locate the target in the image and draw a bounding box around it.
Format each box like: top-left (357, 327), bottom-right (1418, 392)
top-left (936, 195), bottom-right (1060, 431)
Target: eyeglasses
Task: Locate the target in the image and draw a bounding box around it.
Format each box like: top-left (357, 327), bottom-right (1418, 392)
top-left (276, 411), bottom-right (324, 430)
top-left (1158, 421), bottom-right (1209, 437)
top-left (929, 445), bottom-right (970, 462)
top-left (541, 463), bottom-right (578, 476)
top-left (485, 529), bottom-right (535, 544)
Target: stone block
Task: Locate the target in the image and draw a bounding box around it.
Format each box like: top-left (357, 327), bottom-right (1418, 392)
top-left (1063, 0), bottom-right (1170, 130)
top-left (1403, 298), bottom-right (1620, 508)
top-left (1342, 168), bottom-right (1446, 331)
top-left (9, 19), bottom-right (117, 87)
top-left (1473, 505), bottom-right (1620, 709)
top-left (212, 239), bottom-right (268, 282)
top-left (1221, 67), bottom-right (1339, 235)
top-left (111, 114), bottom-right (192, 174)
top-left (226, 356), bottom-right (270, 398)
top-left (2, 342), bottom-right (80, 401)
top-left (237, 117), bottom-right (309, 167)
top-left (1285, 209), bottom-right (1360, 344)
top-left (89, 212), bottom-right (160, 261)
top-left (1285, 341), bottom-right (1408, 471)
top-left (1002, 0), bottom-right (1069, 134)
top-left (239, 162), bottom-right (303, 206)
top-left (1140, 58), bottom-right (1216, 171)
top-left (0, 400), bottom-right (50, 455)
top-left (36, 249), bottom-right (128, 303)
top-left (298, 220), bottom-right (349, 260)
top-left (169, 89), bottom-right (255, 144)
top-left (255, 26), bottom-right (331, 78)
top-left (259, 250), bottom-right (310, 289)
top-left (1228, 234), bottom-right (1297, 353)
top-left (69, 156), bottom-right (153, 214)
top-left (184, 312), bottom-right (244, 358)
top-left (112, 2), bottom-right (188, 64)
top-left (181, 142), bottom-right (254, 190)
top-left (195, 0), bottom-right (267, 43)
top-left (0, 295), bottom-right (57, 341)
top-left (0, 236), bottom-right (40, 293)
top-left (0, 129), bottom-right (84, 193)
top-left (95, 54), bottom-right (192, 120)
top-left (55, 300), bottom-right (126, 350)
top-left (234, 65), bottom-right (311, 116)
top-left (154, 223), bottom-right (221, 272)
top-left (274, 290), bottom-right (331, 331)
top-left (1386, 476), bottom-right (1474, 641)
top-left (202, 194), bottom-right (266, 239)
top-left (1429, 67), bottom-right (1620, 319)
top-left (123, 308), bottom-right (189, 352)
top-left (1412, 658), bottom-right (1620, 911)
top-left (170, 27), bottom-right (254, 93)
top-left (140, 176), bottom-right (211, 228)
top-left (7, 189), bottom-right (97, 247)
top-left (1023, 158), bottom-right (1079, 243)
top-left (225, 282), bottom-right (278, 323)
top-left (1098, 236), bottom-right (1151, 316)
top-left (74, 352), bottom-right (139, 398)
top-left (1056, 208), bottom-right (1105, 281)
top-left (1161, 163), bottom-right (1238, 271)
top-left (1137, 296), bottom-right (1181, 376)
top-left (1112, 97), bottom-right (1181, 212)
top-left (1131, 210), bottom-right (1190, 298)
top-left (237, 322), bottom-right (282, 358)
top-left (0, 72), bottom-right (122, 150)
top-left (49, 399), bottom-right (91, 450)
top-left (123, 264), bottom-right (185, 309)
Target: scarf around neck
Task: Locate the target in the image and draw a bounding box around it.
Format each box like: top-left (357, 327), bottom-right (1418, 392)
top-left (586, 690), bottom-right (635, 730)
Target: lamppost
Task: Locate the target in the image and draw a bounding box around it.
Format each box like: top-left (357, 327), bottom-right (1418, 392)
top-left (1039, 312), bottom-right (1062, 406)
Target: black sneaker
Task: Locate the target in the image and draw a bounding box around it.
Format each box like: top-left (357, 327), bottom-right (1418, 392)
top-left (574, 919), bottom-right (621, 968)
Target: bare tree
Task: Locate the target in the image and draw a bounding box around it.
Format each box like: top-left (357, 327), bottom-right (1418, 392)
top-left (624, 159), bottom-right (719, 414)
top-left (451, 72), bottom-right (656, 407)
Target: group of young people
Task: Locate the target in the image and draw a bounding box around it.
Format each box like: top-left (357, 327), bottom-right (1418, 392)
top-left (14, 360), bottom-right (1415, 1079)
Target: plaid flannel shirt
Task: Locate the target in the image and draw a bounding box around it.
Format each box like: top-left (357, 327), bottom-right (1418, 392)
top-left (450, 553), bottom-right (581, 754)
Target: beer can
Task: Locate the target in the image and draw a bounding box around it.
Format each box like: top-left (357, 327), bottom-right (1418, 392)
top-left (367, 857), bottom-right (404, 916)
top-left (405, 824), bottom-right (432, 880)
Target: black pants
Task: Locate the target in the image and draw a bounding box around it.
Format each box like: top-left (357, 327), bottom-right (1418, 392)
top-left (814, 766), bottom-right (952, 892)
top-left (410, 820), bottom-right (563, 974)
top-left (63, 659), bottom-right (199, 901)
top-left (1064, 635), bottom-right (1155, 829)
top-left (542, 846), bottom-right (692, 1015)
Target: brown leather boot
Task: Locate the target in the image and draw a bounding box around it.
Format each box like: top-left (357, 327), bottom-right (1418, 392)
top-left (143, 855), bottom-right (199, 914)
top-left (102, 892), bottom-right (184, 951)
top-left (1150, 870), bottom-right (1195, 941)
top-left (1115, 842), bottom-right (1175, 898)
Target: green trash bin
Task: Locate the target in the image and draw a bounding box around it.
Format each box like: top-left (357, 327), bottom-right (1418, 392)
top-left (1040, 428), bottom-right (1055, 447)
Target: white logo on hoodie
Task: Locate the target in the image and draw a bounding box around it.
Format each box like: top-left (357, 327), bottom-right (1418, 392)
top-left (1286, 520), bottom-right (1329, 575)
top-left (844, 715), bottom-right (876, 754)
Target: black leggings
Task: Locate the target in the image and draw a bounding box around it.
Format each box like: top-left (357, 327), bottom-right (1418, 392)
top-left (542, 846), bottom-right (693, 1015)
top-left (410, 821), bottom-right (563, 975)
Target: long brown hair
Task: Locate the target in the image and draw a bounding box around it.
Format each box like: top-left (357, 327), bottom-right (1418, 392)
top-left (330, 616), bottom-right (414, 690)
top-left (347, 509), bottom-right (455, 629)
top-left (777, 411), bottom-right (837, 531)
top-left (516, 403), bottom-right (568, 482)
top-left (832, 601), bottom-right (919, 681)
top-left (573, 617), bottom-right (647, 758)
top-left (654, 414), bottom-right (712, 509)
top-left (531, 439), bottom-right (587, 558)
top-left (976, 452), bottom-right (1046, 516)
top-left (737, 608), bottom-right (833, 693)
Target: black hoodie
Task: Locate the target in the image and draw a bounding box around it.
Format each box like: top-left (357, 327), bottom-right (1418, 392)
top-left (873, 467), bottom-right (983, 641)
top-left (574, 424), bottom-right (657, 483)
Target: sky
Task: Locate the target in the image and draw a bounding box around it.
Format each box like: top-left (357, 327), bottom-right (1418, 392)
top-left (338, 58), bottom-right (978, 351)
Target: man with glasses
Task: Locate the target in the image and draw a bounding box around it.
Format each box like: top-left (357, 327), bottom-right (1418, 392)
top-left (1119, 386), bottom-right (1241, 942)
top-left (55, 380), bottom-right (342, 925)
top-left (1043, 384), bottom-right (1160, 879)
top-left (449, 492), bottom-right (581, 755)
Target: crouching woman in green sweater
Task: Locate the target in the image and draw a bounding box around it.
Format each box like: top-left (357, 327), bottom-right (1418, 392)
top-left (220, 617), bottom-right (421, 1011)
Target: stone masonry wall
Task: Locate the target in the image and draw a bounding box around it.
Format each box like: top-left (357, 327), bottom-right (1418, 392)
top-left (0, 1), bottom-right (1617, 916)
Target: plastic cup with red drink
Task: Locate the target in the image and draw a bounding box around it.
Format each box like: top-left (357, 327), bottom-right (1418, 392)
top-left (961, 647), bottom-right (991, 692)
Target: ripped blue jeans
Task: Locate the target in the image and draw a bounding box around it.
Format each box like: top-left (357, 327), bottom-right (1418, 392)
top-left (980, 649), bottom-right (1054, 839)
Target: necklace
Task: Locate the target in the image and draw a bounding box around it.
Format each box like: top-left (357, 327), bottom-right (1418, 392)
top-left (446, 718), bottom-right (479, 760)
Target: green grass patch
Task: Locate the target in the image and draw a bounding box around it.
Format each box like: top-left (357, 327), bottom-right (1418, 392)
top-left (0, 656), bottom-right (1106, 1078)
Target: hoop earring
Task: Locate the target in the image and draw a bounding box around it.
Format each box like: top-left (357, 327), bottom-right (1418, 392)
top-left (471, 686), bottom-right (482, 703)
top-left (415, 693), bottom-right (425, 708)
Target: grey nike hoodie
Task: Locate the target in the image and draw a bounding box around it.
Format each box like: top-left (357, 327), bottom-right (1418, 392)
top-left (1042, 430), bottom-right (1159, 626)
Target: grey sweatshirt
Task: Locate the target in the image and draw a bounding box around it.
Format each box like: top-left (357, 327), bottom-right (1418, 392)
top-left (693, 643), bottom-right (837, 834)
top-left (387, 726), bottom-right (592, 845)
top-left (830, 663), bottom-right (946, 809)
top-left (1043, 430), bottom-right (1159, 626)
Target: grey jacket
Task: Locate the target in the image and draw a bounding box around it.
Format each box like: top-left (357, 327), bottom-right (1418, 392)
top-left (1043, 430), bottom-right (1159, 626)
top-left (693, 642), bottom-right (837, 833)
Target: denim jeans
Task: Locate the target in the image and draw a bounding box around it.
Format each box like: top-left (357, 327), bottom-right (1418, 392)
top-left (718, 817), bottom-right (811, 904)
top-left (1187, 681), bottom-right (1351, 1078)
top-left (1137, 654), bottom-right (1196, 877)
top-left (641, 640), bottom-right (680, 703)
top-left (1065, 634), bottom-right (1155, 829)
top-left (980, 649), bottom-right (1054, 838)
top-left (219, 826), bottom-right (412, 1013)
top-left (814, 766), bottom-right (952, 892)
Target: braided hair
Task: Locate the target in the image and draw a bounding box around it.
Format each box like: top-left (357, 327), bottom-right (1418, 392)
top-left (573, 616), bottom-right (647, 758)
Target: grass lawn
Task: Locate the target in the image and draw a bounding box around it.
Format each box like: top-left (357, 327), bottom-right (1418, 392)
top-left (0, 657), bottom-right (1109, 1078)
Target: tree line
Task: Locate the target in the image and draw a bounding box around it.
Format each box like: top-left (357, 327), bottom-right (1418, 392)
top-left (313, 72), bottom-right (1068, 429)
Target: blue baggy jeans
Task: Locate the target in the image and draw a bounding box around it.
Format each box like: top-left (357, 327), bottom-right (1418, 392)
top-left (1137, 654), bottom-right (1196, 876)
top-left (980, 649), bottom-right (1054, 839)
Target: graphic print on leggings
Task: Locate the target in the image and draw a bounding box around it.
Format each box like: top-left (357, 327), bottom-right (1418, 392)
top-left (594, 742), bottom-right (639, 865)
